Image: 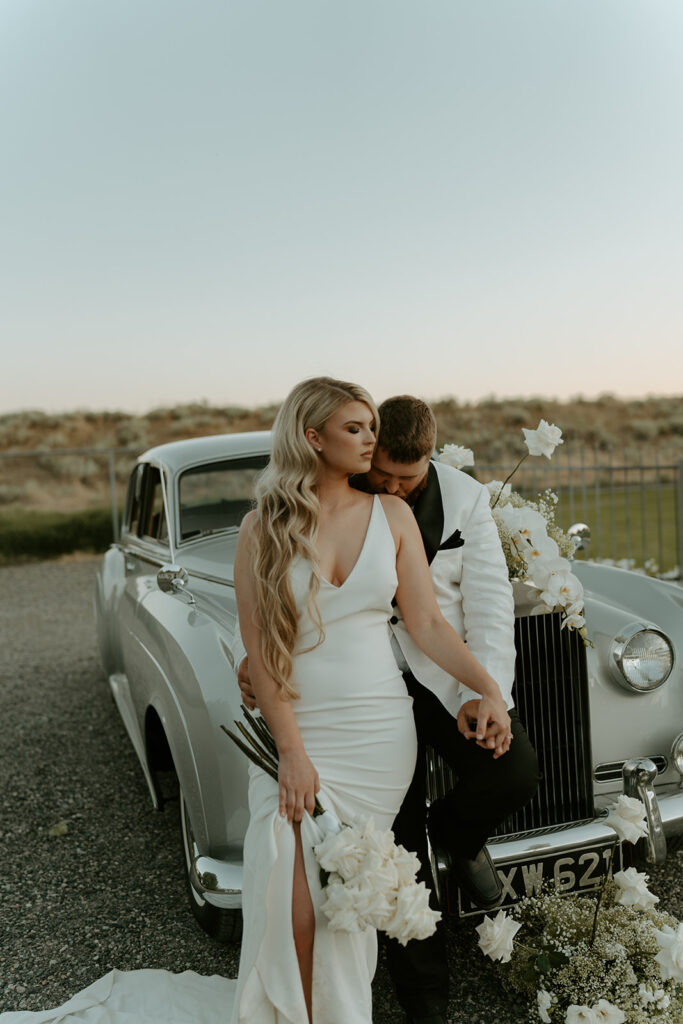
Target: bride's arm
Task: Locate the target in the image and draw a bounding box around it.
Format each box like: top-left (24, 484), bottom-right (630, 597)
top-left (234, 513), bottom-right (320, 821)
top-left (383, 496), bottom-right (512, 757)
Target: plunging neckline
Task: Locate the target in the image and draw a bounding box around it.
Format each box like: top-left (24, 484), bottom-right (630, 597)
top-left (318, 494), bottom-right (378, 591)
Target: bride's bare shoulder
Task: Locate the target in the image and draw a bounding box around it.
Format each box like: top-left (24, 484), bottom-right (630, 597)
top-left (377, 493), bottom-right (414, 528)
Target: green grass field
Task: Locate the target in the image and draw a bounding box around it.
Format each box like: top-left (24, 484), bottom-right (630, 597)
top-left (0, 507), bottom-right (117, 563)
top-left (518, 483), bottom-right (679, 573)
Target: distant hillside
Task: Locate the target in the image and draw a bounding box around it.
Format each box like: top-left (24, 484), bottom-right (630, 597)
top-left (0, 394), bottom-right (681, 512)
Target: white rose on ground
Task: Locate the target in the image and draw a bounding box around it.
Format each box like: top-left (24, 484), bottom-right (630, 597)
top-left (475, 909), bottom-right (521, 963)
top-left (314, 825), bottom-right (366, 880)
top-left (537, 989), bottom-right (552, 1023)
top-left (654, 922), bottom-right (683, 981)
top-left (613, 867), bottom-right (659, 910)
top-left (592, 1000), bottom-right (626, 1024)
top-left (320, 879), bottom-right (366, 932)
top-left (523, 420), bottom-right (564, 458)
top-left (384, 881), bottom-right (440, 946)
top-left (604, 795), bottom-right (648, 844)
top-left (439, 444), bottom-right (474, 470)
top-left (565, 1007), bottom-right (597, 1024)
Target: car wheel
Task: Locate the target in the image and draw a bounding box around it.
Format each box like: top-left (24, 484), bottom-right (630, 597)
top-left (179, 787), bottom-right (243, 943)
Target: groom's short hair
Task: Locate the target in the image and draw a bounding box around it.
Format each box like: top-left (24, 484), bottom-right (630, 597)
top-left (377, 396), bottom-right (437, 463)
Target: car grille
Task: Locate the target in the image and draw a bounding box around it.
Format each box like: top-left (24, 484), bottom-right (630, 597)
top-left (425, 611), bottom-right (594, 837)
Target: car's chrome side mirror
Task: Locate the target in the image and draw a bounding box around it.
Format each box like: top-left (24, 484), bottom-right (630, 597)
top-left (157, 564), bottom-right (195, 605)
top-left (568, 522), bottom-right (591, 552)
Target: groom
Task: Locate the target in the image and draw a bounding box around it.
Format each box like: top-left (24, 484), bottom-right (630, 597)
top-left (237, 395), bottom-right (539, 1024)
top-left (354, 396), bottom-right (539, 1024)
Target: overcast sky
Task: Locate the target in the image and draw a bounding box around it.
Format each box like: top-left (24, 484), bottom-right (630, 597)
top-left (1, 0), bottom-right (682, 414)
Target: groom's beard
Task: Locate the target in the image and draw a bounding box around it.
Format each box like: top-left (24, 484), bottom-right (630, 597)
top-left (350, 471), bottom-right (429, 507)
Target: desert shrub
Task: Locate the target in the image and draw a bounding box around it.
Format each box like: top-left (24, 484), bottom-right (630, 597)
top-left (631, 419), bottom-right (660, 442)
top-left (116, 418), bottom-right (150, 447)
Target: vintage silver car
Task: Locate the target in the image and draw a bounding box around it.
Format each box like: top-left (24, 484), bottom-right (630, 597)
top-left (94, 432), bottom-right (683, 939)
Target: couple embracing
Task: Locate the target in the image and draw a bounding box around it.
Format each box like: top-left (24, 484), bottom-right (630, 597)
top-left (232, 376), bottom-right (539, 1024)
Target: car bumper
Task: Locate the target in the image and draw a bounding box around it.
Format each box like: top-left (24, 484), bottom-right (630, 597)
top-left (488, 789), bottom-right (683, 865)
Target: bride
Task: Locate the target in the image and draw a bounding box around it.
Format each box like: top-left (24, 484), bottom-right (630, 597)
top-left (0, 377), bottom-right (510, 1024)
top-left (231, 376), bottom-right (510, 1023)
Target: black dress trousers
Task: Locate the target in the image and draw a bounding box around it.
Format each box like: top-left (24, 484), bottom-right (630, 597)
top-left (384, 672), bottom-right (539, 1017)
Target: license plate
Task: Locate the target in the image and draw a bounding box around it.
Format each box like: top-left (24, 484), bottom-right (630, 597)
top-left (450, 841), bottom-right (623, 917)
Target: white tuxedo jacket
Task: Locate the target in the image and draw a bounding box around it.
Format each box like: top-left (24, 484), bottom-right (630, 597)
top-left (389, 460), bottom-right (515, 718)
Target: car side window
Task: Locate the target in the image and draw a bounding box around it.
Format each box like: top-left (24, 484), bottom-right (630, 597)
top-left (179, 456), bottom-right (268, 541)
top-left (123, 464), bottom-right (145, 537)
top-left (140, 467), bottom-right (169, 544)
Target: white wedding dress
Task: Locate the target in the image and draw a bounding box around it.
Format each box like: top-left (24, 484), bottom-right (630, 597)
top-left (1, 496), bottom-right (417, 1024)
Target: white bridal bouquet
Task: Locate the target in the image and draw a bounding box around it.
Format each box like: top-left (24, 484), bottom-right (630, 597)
top-left (439, 420), bottom-right (586, 638)
top-left (475, 796), bottom-right (683, 1023)
top-left (222, 709), bottom-right (441, 946)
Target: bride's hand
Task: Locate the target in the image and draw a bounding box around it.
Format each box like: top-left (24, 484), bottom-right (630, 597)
top-left (278, 748), bottom-right (320, 822)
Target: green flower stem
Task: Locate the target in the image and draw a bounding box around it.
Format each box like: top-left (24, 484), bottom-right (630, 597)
top-left (590, 838), bottom-right (618, 947)
top-left (490, 452), bottom-right (529, 510)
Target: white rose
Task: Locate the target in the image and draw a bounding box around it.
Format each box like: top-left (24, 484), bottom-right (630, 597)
top-left (359, 819), bottom-right (396, 860)
top-left (604, 795), bottom-right (648, 844)
top-left (591, 1000), bottom-right (625, 1024)
top-left (613, 867), bottom-right (659, 910)
top-left (320, 879), bottom-right (365, 933)
top-left (523, 419), bottom-right (564, 459)
top-left (314, 825), bottom-right (366, 880)
top-left (654, 922), bottom-right (683, 982)
top-left (475, 909), bottom-right (521, 963)
top-left (384, 881), bottom-right (441, 946)
top-left (315, 810), bottom-right (342, 836)
top-left (565, 1007), bottom-right (597, 1024)
top-left (345, 877), bottom-right (396, 930)
top-left (537, 989), bottom-right (552, 1023)
top-left (439, 444), bottom-right (474, 470)
top-left (358, 849), bottom-right (400, 892)
top-left (486, 480), bottom-right (511, 504)
top-left (392, 844), bottom-right (422, 885)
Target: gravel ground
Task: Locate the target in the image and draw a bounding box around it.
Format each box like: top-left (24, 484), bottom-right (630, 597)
top-left (0, 556), bottom-right (681, 1022)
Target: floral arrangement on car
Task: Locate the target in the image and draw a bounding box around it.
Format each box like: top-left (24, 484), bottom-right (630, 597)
top-left (474, 795), bottom-right (682, 1023)
top-left (221, 708), bottom-right (441, 946)
top-left (438, 420), bottom-right (587, 637)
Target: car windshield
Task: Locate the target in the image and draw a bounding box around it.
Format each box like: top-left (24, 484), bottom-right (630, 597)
top-left (178, 455), bottom-right (269, 541)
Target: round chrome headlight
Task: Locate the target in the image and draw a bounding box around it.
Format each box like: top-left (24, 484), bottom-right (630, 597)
top-left (672, 733), bottom-right (683, 776)
top-left (609, 623), bottom-right (674, 693)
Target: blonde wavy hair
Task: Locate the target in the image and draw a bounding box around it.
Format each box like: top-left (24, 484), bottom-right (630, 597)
top-left (251, 376), bottom-right (379, 699)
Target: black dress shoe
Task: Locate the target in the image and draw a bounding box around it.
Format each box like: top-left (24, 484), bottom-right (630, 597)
top-left (404, 1015), bottom-right (448, 1024)
top-left (429, 814), bottom-right (503, 911)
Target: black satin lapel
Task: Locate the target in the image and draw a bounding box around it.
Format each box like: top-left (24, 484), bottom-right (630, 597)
top-left (411, 463), bottom-right (444, 565)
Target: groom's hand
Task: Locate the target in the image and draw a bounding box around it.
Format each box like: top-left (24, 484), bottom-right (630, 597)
top-left (457, 699), bottom-right (512, 758)
top-left (237, 656), bottom-right (259, 711)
